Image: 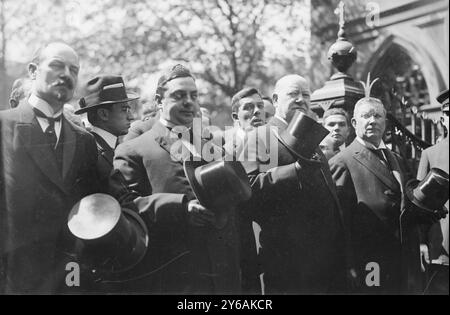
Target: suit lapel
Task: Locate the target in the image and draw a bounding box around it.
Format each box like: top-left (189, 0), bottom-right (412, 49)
top-left (92, 132), bottom-right (114, 166)
top-left (61, 117), bottom-right (77, 179)
top-left (16, 103), bottom-right (66, 193)
top-left (152, 121), bottom-right (206, 164)
top-left (351, 141), bottom-right (399, 191)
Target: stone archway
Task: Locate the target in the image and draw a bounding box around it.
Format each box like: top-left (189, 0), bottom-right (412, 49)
top-left (361, 34), bottom-right (446, 109)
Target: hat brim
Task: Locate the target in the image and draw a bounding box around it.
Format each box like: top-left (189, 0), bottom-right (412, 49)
top-left (405, 179), bottom-right (447, 213)
top-left (183, 160), bottom-right (210, 207)
top-left (74, 92), bottom-right (139, 115)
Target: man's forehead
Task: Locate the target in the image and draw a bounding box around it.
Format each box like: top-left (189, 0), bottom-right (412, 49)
top-left (276, 75), bottom-right (310, 93)
top-left (240, 94), bottom-right (263, 105)
top-left (165, 76), bottom-right (197, 91)
top-left (41, 43), bottom-right (79, 66)
top-left (356, 102), bottom-right (385, 115)
top-left (325, 114), bottom-right (348, 123)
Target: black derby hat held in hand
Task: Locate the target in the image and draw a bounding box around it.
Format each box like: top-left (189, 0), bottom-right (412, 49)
top-left (406, 168), bottom-right (449, 219)
top-left (75, 75), bottom-right (139, 114)
top-left (184, 160), bottom-right (252, 228)
top-left (67, 193), bottom-right (148, 273)
top-left (277, 110), bottom-right (330, 161)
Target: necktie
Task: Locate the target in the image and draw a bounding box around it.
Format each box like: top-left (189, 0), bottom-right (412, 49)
top-left (372, 148), bottom-right (389, 169)
top-left (33, 108), bottom-right (62, 149)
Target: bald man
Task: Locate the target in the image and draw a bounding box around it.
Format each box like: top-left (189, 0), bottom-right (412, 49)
top-left (0, 42), bottom-right (100, 293)
top-left (239, 75), bottom-right (345, 294)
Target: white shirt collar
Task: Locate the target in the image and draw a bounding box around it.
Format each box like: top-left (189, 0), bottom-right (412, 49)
top-left (91, 126), bottom-right (118, 149)
top-left (273, 114), bottom-right (288, 126)
top-left (356, 137), bottom-right (387, 150)
top-left (28, 94), bottom-right (63, 117)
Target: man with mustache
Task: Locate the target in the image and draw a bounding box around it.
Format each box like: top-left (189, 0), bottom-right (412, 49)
top-left (329, 96), bottom-right (422, 294)
top-left (322, 108), bottom-right (351, 153)
top-left (239, 74), bottom-right (346, 294)
top-left (113, 64), bottom-right (240, 294)
top-left (75, 75), bottom-right (136, 190)
top-left (0, 42), bottom-right (100, 293)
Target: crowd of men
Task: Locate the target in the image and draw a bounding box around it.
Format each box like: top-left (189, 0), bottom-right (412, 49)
top-left (0, 42), bottom-right (448, 294)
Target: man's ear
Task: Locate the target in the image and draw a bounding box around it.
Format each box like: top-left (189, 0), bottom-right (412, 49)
top-left (272, 93), bottom-right (278, 104)
top-left (231, 112), bottom-right (238, 122)
top-left (351, 117), bottom-right (357, 129)
top-left (28, 63), bottom-right (38, 80)
top-left (154, 94), bottom-right (163, 109)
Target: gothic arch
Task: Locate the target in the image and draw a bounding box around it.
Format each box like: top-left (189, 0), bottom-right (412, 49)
top-left (361, 33), bottom-right (446, 107)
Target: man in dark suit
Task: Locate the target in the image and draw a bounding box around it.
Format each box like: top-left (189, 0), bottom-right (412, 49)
top-left (75, 75), bottom-right (136, 191)
top-left (417, 89), bottom-right (449, 294)
top-left (240, 74), bottom-right (345, 294)
top-left (113, 64), bottom-right (240, 294)
top-left (222, 87), bottom-right (266, 294)
top-left (0, 42), bottom-right (100, 293)
top-left (329, 96), bottom-right (421, 294)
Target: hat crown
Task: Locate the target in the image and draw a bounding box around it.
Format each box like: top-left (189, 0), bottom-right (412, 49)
top-left (67, 194), bottom-right (148, 273)
top-left (68, 193), bottom-right (121, 240)
top-left (185, 161), bottom-right (251, 210)
top-left (415, 168), bottom-right (449, 199)
top-left (280, 111), bottom-right (329, 160)
top-left (76, 75), bottom-right (139, 114)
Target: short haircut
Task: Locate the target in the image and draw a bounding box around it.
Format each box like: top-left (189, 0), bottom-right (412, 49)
top-left (353, 97), bottom-right (386, 117)
top-left (262, 96), bottom-right (273, 104)
top-left (323, 108), bottom-right (350, 125)
top-left (231, 87), bottom-right (261, 113)
top-left (30, 41), bottom-right (75, 64)
top-left (155, 64), bottom-right (195, 100)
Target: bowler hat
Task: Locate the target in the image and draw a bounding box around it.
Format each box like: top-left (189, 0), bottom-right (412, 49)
top-left (406, 168), bottom-right (449, 219)
top-left (436, 89), bottom-right (449, 112)
top-left (277, 111), bottom-right (329, 161)
top-left (67, 193), bottom-right (148, 273)
top-left (184, 160), bottom-right (252, 228)
top-left (75, 75), bottom-right (139, 114)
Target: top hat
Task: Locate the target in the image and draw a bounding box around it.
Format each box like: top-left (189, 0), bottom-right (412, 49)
top-left (436, 89), bottom-right (449, 112)
top-left (67, 193), bottom-right (148, 273)
top-left (75, 75), bottom-right (139, 114)
top-left (277, 111), bottom-right (329, 161)
top-left (406, 168), bottom-right (449, 219)
top-left (183, 160), bottom-right (252, 228)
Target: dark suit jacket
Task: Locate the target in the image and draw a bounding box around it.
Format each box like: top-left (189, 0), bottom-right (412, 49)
top-left (113, 120), bottom-right (240, 294)
top-left (240, 116), bottom-right (346, 294)
top-left (91, 131), bottom-right (114, 192)
top-left (417, 137), bottom-right (449, 261)
top-left (0, 102), bottom-right (100, 293)
top-left (329, 139), bottom-right (421, 294)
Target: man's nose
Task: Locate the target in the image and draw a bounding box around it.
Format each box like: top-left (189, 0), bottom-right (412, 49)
top-left (127, 110), bottom-right (134, 120)
top-left (183, 94), bottom-right (195, 105)
top-left (295, 95), bottom-right (304, 103)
